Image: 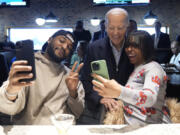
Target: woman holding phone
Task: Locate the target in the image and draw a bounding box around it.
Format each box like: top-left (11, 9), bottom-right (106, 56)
top-left (92, 30), bottom-right (171, 124)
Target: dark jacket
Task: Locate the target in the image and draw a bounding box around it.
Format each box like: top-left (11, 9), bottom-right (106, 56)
top-left (80, 37), bottom-right (134, 112)
top-left (152, 32), bottom-right (170, 49)
top-left (92, 31), bottom-right (107, 42)
top-left (152, 32), bottom-right (172, 63)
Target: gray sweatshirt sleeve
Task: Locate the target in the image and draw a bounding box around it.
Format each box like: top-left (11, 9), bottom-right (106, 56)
top-left (0, 80), bottom-right (26, 115)
top-left (67, 82), bottom-right (85, 119)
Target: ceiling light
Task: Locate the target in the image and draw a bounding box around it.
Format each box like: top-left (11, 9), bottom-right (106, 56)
top-left (45, 12), bottom-right (58, 23)
top-left (144, 10), bottom-right (157, 25)
top-left (91, 17), bottom-right (100, 26)
top-left (35, 18), bottom-right (45, 26)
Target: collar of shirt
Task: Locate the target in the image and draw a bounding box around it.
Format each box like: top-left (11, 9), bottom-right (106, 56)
top-left (110, 40), bottom-right (125, 67)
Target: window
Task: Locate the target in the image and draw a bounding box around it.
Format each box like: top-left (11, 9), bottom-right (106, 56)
top-left (138, 25), bottom-right (169, 35)
top-left (7, 27), bottom-right (73, 50)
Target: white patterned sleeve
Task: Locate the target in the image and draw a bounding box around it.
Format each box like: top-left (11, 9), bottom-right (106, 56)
top-left (118, 66), bottom-right (167, 108)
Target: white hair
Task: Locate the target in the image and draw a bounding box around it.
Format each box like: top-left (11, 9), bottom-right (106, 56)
top-left (105, 8), bottom-right (129, 26)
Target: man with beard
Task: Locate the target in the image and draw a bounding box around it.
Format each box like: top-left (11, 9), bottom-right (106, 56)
top-left (0, 30), bottom-right (84, 125)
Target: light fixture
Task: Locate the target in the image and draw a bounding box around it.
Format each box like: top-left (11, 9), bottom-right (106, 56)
top-left (91, 17), bottom-right (100, 26)
top-left (144, 10), bottom-right (157, 25)
top-left (35, 17), bottom-right (45, 26)
top-left (45, 11), bottom-right (58, 23)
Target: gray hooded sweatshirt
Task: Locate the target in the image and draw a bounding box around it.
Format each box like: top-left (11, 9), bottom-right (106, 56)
top-left (0, 51), bottom-right (84, 125)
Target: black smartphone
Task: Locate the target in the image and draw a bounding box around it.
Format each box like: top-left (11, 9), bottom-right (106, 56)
top-left (16, 40), bottom-right (36, 82)
top-left (91, 60), bottom-right (109, 80)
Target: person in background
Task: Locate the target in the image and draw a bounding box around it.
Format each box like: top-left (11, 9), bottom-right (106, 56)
top-left (0, 30), bottom-right (84, 125)
top-left (0, 41), bottom-right (15, 51)
top-left (73, 20), bottom-right (91, 49)
top-left (151, 21), bottom-right (172, 63)
top-left (92, 19), bottom-right (106, 42)
top-left (126, 19), bottom-right (137, 35)
top-left (176, 35), bottom-right (180, 42)
top-left (63, 20), bottom-right (91, 68)
top-left (169, 41), bottom-right (180, 70)
top-left (70, 40), bottom-right (87, 69)
top-left (92, 30), bottom-right (171, 124)
top-left (0, 42), bottom-right (4, 50)
top-left (166, 40), bottom-right (180, 100)
top-left (78, 8), bottom-right (134, 124)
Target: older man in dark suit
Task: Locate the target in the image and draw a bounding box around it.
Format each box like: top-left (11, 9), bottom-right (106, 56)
top-left (78, 8), bottom-right (134, 124)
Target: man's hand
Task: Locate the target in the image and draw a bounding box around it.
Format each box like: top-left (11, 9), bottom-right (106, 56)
top-left (100, 98), bottom-right (119, 112)
top-left (65, 62), bottom-right (83, 98)
top-left (6, 60), bottom-right (34, 100)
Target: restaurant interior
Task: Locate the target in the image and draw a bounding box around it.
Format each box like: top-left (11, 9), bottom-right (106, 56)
top-left (0, 0), bottom-right (180, 134)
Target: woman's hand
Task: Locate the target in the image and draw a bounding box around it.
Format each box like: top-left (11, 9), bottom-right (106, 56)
top-left (92, 73), bottom-right (122, 98)
top-left (65, 61), bottom-right (83, 98)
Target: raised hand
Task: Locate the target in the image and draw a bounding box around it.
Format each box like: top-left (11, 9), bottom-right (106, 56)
top-left (92, 73), bottom-right (122, 99)
top-left (65, 61), bottom-right (83, 98)
top-left (6, 60), bottom-right (34, 100)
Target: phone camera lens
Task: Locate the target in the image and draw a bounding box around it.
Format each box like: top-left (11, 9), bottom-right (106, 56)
top-left (92, 63), bottom-right (99, 71)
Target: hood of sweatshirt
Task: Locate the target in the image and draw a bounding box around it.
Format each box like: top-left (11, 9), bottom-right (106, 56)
top-left (34, 51), bottom-right (69, 75)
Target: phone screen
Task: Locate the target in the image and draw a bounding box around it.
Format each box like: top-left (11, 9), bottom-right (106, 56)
top-left (16, 40), bottom-right (36, 82)
top-left (91, 60), bottom-right (109, 80)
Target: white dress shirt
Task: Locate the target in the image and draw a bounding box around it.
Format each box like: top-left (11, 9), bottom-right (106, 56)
top-left (110, 40), bottom-right (124, 71)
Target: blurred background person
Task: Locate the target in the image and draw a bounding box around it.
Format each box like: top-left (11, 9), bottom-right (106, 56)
top-left (126, 19), bottom-right (137, 35)
top-left (92, 19), bottom-right (107, 42)
top-left (73, 20), bottom-right (91, 50)
top-left (166, 40), bottom-right (180, 101)
top-left (65, 20), bottom-right (91, 67)
top-left (176, 35), bottom-right (180, 42)
top-left (169, 41), bottom-right (180, 70)
top-left (70, 40), bottom-right (87, 69)
top-left (151, 21), bottom-right (172, 63)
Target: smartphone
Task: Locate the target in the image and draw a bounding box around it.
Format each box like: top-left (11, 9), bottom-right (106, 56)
top-left (91, 60), bottom-right (109, 80)
top-left (16, 40), bottom-right (36, 82)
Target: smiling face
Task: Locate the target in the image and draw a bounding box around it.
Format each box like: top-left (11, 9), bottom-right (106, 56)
top-left (125, 31), bottom-right (154, 66)
top-left (125, 45), bottom-right (145, 66)
top-left (106, 11), bottom-right (128, 49)
top-left (46, 35), bottom-right (73, 63)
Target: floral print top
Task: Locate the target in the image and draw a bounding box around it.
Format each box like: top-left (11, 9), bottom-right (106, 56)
top-left (118, 61), bottom-right (171, 124)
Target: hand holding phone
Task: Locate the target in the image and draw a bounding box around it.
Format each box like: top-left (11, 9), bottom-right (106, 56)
top-left (91, 60), bottom-right (109, 80)
top-left (16, 40), bottom-right (36, 82)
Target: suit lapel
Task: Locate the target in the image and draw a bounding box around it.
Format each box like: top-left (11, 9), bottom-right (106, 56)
top-left (103, 38), bottom-right (118, 79)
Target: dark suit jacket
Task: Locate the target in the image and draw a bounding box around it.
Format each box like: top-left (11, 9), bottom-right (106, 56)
top-left (80, 37), bottom-right (134, 112)
top-left (73, 29), bottom-right (92, 43)
top-left (92, 31), bottom-right (106, 42)
top-left (152, 32), bottom-right (172, 63)
top-left (152, 32), bottom-right (170, 49)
